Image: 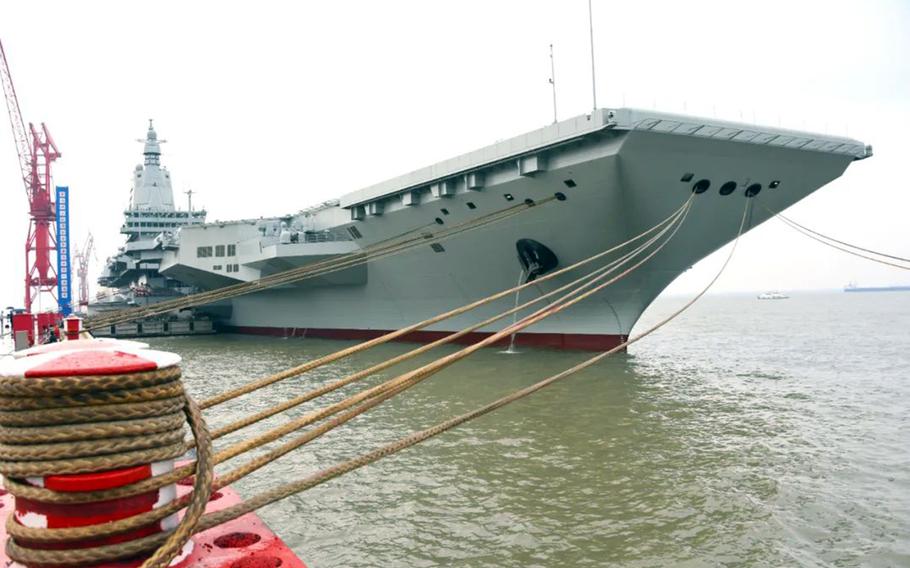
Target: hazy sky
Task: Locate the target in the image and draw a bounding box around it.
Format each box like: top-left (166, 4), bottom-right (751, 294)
top-left (1, 0), bottom-right (908, 310)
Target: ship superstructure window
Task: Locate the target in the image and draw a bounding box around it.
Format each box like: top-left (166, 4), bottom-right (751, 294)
top-left (227, 244), bottom-right (237, 256)
top-left (197, 246), bottom-right (213, 258)
top-left (226, 263), bottom-right (240, 273)
top-left (215, 245), bottom-right (225, 257)
top-left (213, 265), bottom-right (222, 271)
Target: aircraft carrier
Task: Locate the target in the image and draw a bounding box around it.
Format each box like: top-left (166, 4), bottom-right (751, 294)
top-left (97, 108), bottom-right (870, 349)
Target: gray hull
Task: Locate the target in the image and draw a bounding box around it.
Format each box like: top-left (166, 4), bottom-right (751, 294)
top-left (156, 108), bottom-right (867, 349)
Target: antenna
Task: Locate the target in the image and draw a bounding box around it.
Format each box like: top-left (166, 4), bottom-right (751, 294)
top-left (549, 44), bottom-right (558, 123)
top-left (588, 0), bottom-right (597, 111)
top-left (184, 188), bottom-right (194, 212)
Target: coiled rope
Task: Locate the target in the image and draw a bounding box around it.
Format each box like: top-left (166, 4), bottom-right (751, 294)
top-left (0, 366), bottom-right (215, 568)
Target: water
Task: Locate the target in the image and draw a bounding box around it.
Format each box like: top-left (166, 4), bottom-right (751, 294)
top-left (145, 291), bottom-right (909, 567)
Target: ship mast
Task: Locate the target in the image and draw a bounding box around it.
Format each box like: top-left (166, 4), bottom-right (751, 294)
top-left (588, 0), bottom-right (597, 111)
top-left (549, 44), bottom-right (557, 124)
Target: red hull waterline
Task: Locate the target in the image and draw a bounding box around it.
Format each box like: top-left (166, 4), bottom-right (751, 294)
top-left (222, 325), bottom-right (627, 352)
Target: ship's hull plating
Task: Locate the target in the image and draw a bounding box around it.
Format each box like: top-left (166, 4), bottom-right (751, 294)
top-left (185, 123), bottom-right (857, 350)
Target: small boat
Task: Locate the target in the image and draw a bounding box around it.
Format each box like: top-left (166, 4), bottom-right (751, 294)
top-left (757, 291), bottom-right (789, 300)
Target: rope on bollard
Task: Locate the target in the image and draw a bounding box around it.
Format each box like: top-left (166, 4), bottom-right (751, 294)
top-left (0, 361), bottom-right (214, 568)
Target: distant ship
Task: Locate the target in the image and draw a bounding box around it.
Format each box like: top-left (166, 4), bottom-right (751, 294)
top-left (844, 282), bottom-right (910, 293)
top-left (96, 108), bottom-right (871, 349)
top-left (757, 291), bottom-right (789, 300)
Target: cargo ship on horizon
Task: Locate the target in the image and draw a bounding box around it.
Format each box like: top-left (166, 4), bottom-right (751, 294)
top-left (844, 282), bottom-right (910, 293)
top-left (95, 108), bottom-right (871, 349)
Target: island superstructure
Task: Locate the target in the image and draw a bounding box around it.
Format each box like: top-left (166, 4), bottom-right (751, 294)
top-left (94, 121), bottom-right (206, 314)
top-left (98, 108), bottom-right (870, 348)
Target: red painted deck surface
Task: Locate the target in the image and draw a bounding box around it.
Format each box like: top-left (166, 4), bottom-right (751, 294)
top-left (0, 484), bottom-right (307, 568)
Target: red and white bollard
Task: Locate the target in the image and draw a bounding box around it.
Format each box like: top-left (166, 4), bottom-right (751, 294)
top-left (1, 341), bottom-right (309, 568)
top-left (1, 346), bottom-right (191, 568)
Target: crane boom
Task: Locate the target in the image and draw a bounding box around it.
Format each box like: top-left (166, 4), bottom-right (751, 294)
top-left (75, 233), bottom-right (94, 311)
top-left (0, 39), bottom-right (32, 194)
top-left (0, 38), bottom-right (62, 313)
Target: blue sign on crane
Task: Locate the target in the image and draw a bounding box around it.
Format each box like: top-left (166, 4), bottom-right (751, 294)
top-left (55, 186), bottom-right (72, 316)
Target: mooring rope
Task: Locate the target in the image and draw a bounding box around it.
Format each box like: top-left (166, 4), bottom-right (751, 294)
top-left (0, 194), bottom-right (702, 565)
top-left (200, 196), bottom-right (695, 410)
top-left (0, 198), bottom-right (694, 510)
top-left (16, 186), bottom-right (905, 565)
top-left (184, 193), bottom-right (693, 492)
top-left (182, 200), bottom-right (689, 464)
top-left (0, 366), bottom-right (215, 568)
top-left (137, 196), bottom-right (743, 540)
top-left (3, 195), bottom-right (692, 515)
top-left (759, 201), bottom-right (910, 270)
top-left (186, 199), bottom-right (749, 534)
top-left (88, 201), bottom-right (532, 329)
top-left (207, 212), bottom-right (681, 441)
top-left (87, 197), bottom-right (555, 331)
top-left (0, 188), bottom-right (694, 562)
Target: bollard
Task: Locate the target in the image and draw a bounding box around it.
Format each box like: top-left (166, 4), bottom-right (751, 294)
top-left (10, 313), bottom-right (35, 350)
top-left (0, 344), bottom-right (192, 568)
top-left (64, 316), bottom-right (83, 341)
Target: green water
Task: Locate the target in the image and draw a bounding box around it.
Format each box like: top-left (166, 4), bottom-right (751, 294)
top-left (147, 291), bottom-right (909, 567)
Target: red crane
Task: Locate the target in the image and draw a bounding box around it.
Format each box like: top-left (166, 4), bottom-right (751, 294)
top-left (0, 39), bottom-right (62, 313)
top-left (74, 233), bottom-right (94, 312)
